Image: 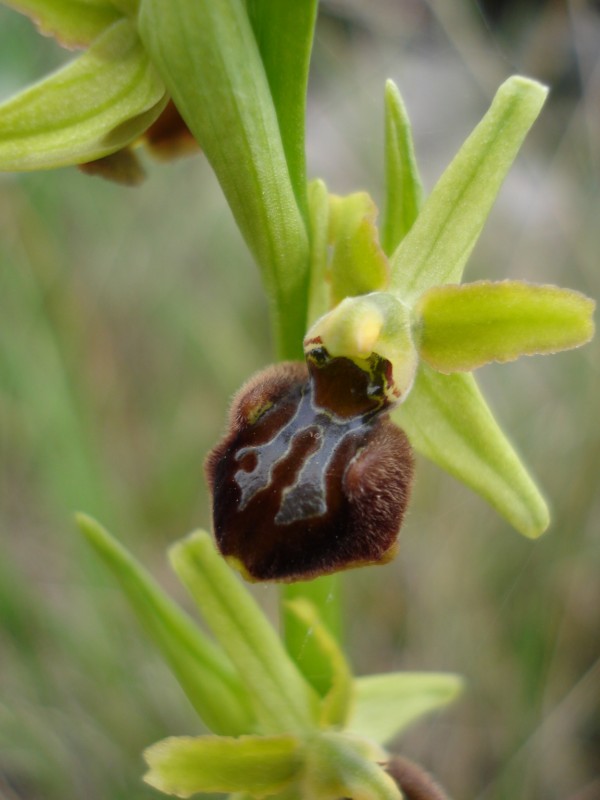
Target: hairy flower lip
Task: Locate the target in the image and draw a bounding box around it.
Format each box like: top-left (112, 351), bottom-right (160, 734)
top-left (206, 360), bottom-right (414, 582)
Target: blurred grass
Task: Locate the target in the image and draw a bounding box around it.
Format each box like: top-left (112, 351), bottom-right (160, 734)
top-left (0, 2), bottom-right (599, 799)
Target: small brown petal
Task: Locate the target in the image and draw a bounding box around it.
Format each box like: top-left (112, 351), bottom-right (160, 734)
top-left (78, 148), bottom-right (146, 186)
top-left (143, 100), bottom-right (200, 160)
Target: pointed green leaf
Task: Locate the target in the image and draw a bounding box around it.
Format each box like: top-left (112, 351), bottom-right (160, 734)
top-left (284, 599), bottom-right (353, 728)
top-left (138, 0), bottom-right (310, 360)
top-left (381, 79), bottom-right (423, 256)
top-left (328, 192), bottom-right (390, 305)
top-left (245, 0), bottom-right (318, 219)
top-left (389, 76), bottom-right (548, 303)
top-left (0, 18), bottom-right (167, 171)
top-left (415, 280), bottom-right (595, 373)
top-left (394, 366), bottom-right (550, 537)
top-left (170, 532), bottom-right (320, 734)
top-left (2, 0), bottom-right (121, 47)
top-left (307, 178), bottom-right (331, 325)
top-left (144, 734), bottom-right (301, 798)
top-left (348, 672), bottom-right (463, 745)
top-left (76, 514), bottom-right (255, 736)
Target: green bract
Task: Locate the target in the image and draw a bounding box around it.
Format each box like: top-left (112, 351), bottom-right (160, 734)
top-left (78, 516), bottom-right (461, 800)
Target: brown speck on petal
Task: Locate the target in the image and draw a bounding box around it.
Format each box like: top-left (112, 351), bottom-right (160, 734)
top-left (386, 755), bottom-right (451, 800)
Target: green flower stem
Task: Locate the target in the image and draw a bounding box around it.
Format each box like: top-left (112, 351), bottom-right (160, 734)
top-left (138, 0), bottom-right (310, 360)
top-left (245, 0), bottom-right (318, 220)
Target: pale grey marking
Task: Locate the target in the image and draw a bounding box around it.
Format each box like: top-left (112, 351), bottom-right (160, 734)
top-left (234, 386), bottom-right (312, 509)
top-left (234, 380), bottom-right (374, 524)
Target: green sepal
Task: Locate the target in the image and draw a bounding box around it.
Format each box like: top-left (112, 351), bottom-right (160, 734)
top-left (302, 733), bottom-right (400, 800)
top-left (170, 532), bottom-right (321, 735)
top-left (415, 280), bottom-right (596, 373)
top-left (2, 0), bottom-right (121, 47)
top-left (245, 0), bottom-right (318, 219)
top-left (394, 366), bottom-right (550, 537)
top-left (381, 79), bottom-right (423, 255)
top-left (0, 18), bottom-right (167, 171)
top-left (389, 76), bottom-right (548, 303)
top-left (138, 0), bottom-right (310, 360)
top-left (76, 514), bottom-right (256, 736)
top-left (144, 734), bottom-right (301, 798)
top-left (348, 672), bottom-right (463, 746)
top-left (328, 192), bottom-right (390, 306)
top-left (284, 599), bottom-right (353, 729)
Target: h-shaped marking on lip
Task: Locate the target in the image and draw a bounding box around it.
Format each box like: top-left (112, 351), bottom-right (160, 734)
top-left (234, 384), bottom-right (373, 525)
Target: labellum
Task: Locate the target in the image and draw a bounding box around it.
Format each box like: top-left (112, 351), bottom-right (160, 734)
top-left (205, 345), bottom-right (414, 582)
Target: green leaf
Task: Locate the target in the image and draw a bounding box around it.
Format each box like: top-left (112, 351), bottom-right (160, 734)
top-left (415, 280), bottom-right (596, 373)
top-left (2, 0), bottom-right (121, 47)
top-left (381, 79), bottom-right (423, 256)
top-left (0, 18), bottom-right (167, 171)
top-left (389, 76), bottom-right (548, 303)
top-left (328, 192), bottom-right (390, 306)
top-left (348, 672), bottom-right (463, 745)
top-left (245, 0), bottom-right (318, 220)
top-left (170, 531), bottom-right (320, 734)
top-left (138, 0), bottom-right (310, 360)
top-left (144, 734), bottom-right (301, 798)
top-left (394, 366), bottom-right (550, 537)
top-left (76, 514), bottom-right (255, 736)
top-left (284, 599), bottom-right (353, 728)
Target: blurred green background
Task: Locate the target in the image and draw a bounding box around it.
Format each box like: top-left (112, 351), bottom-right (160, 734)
top-left (0, 2), bottom-right (598, 799)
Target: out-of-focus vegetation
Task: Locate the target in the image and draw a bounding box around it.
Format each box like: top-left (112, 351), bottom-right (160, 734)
top-left (0, 2), bottom-right (598, 799)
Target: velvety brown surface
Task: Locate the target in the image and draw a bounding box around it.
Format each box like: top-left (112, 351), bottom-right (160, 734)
top-left (205, 357), bottom-right (414, 581)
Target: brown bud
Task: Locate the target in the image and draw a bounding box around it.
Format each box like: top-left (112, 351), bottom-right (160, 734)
top-left (386, 756), bottom-right (451, 800)
top-left (143, 100), bottom-right (200, 160)
top-left (205, 353), bottom-right (414, 582)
